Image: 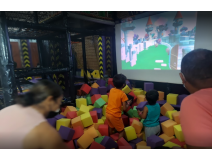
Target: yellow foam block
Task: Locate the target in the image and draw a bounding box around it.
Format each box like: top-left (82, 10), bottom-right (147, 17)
top-left (101, 95), bottom-right (108, 103)
top-left (137, 146), bottom-right (151, 149)
top-left (96, 130), bottom-right (102, 137)
top-left (122, 85), bottom-right (131, 94)
top-left (133, 90), bottom-right (144, 96)
top-left (167, 93), bottom-right (178, 105)
top-left (101, 116), bottom-right (106, 122)
top-left (77, 133), bottom-right (94, 149)
top-left (165, 110), bottom-right (177, 120)
top-left (172, 112), bottom-right (180, 124)
top-left (78, 105), bottom-right (89, 116)
top-left (159, 134), bottom-right (175, 143)
top-left (161, 103), bottom-right (174, 116)
top-left (88, 105), bottom-right (94, 111)
top-left (161, 120), bottom-right (177, 137)
top-left (163, 141), bottom-right (181, 148)
top-left (64, 106), bottom-right (77, 115)
top-left (91, 83), bottom-right (99, 88)
top-left (76, 98), bottom-right (87, 108)
top-left (56, 118), bottom-right (71, 131)
top-left (124, 126), bottom-right (137, 141)
top-left (137, 95), bottom-right (146, 104)
top-left (174, 124), bottom-right (185, 142)
top-left (80, 112), bottom-right (93, 128)
top-left (102, 105), bottom-right (107, 116)
top-left (136, 141), bottom-right (147, 147)
top-left (97, 119), bottom-right (104, 125)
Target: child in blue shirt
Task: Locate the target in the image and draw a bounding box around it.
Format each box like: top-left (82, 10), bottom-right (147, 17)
top-left (138, 90), bottom-right (161, 140)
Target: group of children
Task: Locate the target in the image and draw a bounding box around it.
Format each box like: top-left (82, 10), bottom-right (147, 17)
top-left (106, 74), bottom-right (161, 140)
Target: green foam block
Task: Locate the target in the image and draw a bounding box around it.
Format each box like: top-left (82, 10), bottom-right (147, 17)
top-left (95, 136), bottom-right (105, 144)
top-left (127, 109), bottom-right (134, 118)
top-left (86, 94), bottom-right (92, 105)
top-left (94, 98), bottom-right (106, 108)
top-left (76, 107), bottom-right (80, 111)
top-left (140, 119), bottom-right (144, 123)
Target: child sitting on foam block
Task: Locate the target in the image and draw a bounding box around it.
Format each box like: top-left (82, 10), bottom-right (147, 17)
top-left (138, 90), bottom-right (160, 140)
top-left (106, 74), bottom-right (131, 140)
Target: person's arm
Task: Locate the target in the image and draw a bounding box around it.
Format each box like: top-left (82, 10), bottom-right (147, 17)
top-left (122, 100), bottom-right (132, 111)
top-left (138, 106), bottom-right (148, 119)
top-left (38, 122), bottom-right (69, 149)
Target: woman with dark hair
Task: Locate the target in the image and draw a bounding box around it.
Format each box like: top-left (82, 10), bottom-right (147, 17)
top-left (0, 80), bottom-right (68, 149)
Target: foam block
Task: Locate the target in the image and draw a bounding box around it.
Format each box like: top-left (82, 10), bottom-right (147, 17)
top-left (98, 87), bottom-right (107, 95)
top-left (86, 94), bottom-right (92, 105)
top-left (80, 83), bottom-right (92, 94)
top-left (171, 104), bottom-right (181, 111)
top-left (60, 112), bottom-right (66, 116)
top-left (129, 118), bottom-right (139, 125)
top-left (159, 116), bottom-right (169, 123)
top-left (158, 91), bottom-right (164, 101)
top-left (77, 90), bottom-right (82, 96)
top-left (47, 118), bottom-right (57, 127)
top-left (137, 132), bottom-right (143, 139)
top-left (137, 146), bottom-right (151, 149)
top-left (95, 136), bottom-right (105, 144)
top-left (177, 94), bottom-right (188, 105)
top-left (91, 94), bottom-right (101, 104)
top-left (71, 116), bottom-right (84, 128)
top-left (94, 98), bottom-right (106, 108)
top-left (132, 106), bottom-right (139, 118)
top-left (54, 114), bottom-right (66, 120)
top-left (128, 91), bottom-right (137, 102)
top-left (59, 126), bottom-right (75, 141)
top-left (159, 134), bottom-right (175, 143)
top-left (78, 105), bottom-right (89, 116)
top-left (131, 120), bottom-right (143, 134)
top-left (90, 88), bottom-right (99, 96)
top-left (133, 89), bottom-right (144, 96)
top-left (97, 119), bottom-right (104, 125)
top-left (66, 140), bottom-right (75, 149)
top-left (126, 80), bottom-right (132, 89)
top-left (146, 135), bottom-right (164, 149)
top-left (66, 111), bottom-right (77, 119)
top-left (117, 137), bottom-right (130, 147)
top-left (161, 119), bottom-right (177, 136)
top-left (136, 101), bottom-right (148, 111)
top-left (170, 138), bottom-right (186, 148)
top-left (129, 138), bottom-right (143, 144)
top-left (110, 133), bottom-right (119, 141)
top-left (119, 146), bottom-right (132, 149)
top-left (88, 105), bottom-right (94, 111)
top-left (91, 82), bottom-right (99, 88)
top-left (96, 79), bottom-right (106, 87)
top-left (174, 124), bottom-right (185, 142)
top-left (100, 136), bottom-right (118, 149)
top-left (172, 112), bottom-right (180, 124)
top-left (101, 95), bottom-right (108, 103)
top-left (101, 116), bottom-right (106, 122)
top-left (167, 93), bottom-right (178, 105)
top-left (96, 130), bottom-right (102, 137)
top-left (102, 105), bottom-right (107, 116)
top-left (122, 85), bottom-right (131, 94)
top-left (90, 111), bottom-right (98, 123)
top-left (129, 143), bottom-right (136, 149)
top-left (77, 133), bottom-right (94, 149)
top-left (161, 103), bottom-right (174, 116)
top-left (125, 126), bottom-right (137, 141)
top-left (93, 108), bottom-right (102, 119)
top-left (163, 141), bottom-right (181, 148)
top-left (64, 106), bottom-right (78, 116)
top-left (72, 126), bottom-right (84, 140)
top-left (144, 82), bottom-right (154, 92)
top-left (107, 85), bottom-right (113, 92)
top-left (98, 124), bottom-right (109, 136)
top-left (89, 141), bottom-right (105, 149)
top-left (137, 95), bottom-right (146, 104)
top-left (127, 109), bottom-right (134, 118)
top-left (74, 139), bottom-right (79, 148)
top-left (76, 98), bottom-right (87, 108)
top-left (136, 141), bottom-right (146, 147)
top-left (165, 110), bottom-right (177, 120)
top-left (157, 100), bottom-right (167, 106)
top-left (56, 118), bottom-right (71, 131)
top-left (122, 114), bottom-right (129, 126)
top-left (85, 126), bottom-right (99, 138)
top-left (108, 78), bottom-right (114, 87)
top-left (81, 112), bottom-right (93, 128)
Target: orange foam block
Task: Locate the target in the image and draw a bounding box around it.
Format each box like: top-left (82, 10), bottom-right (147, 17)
top-left (64, 106), bottom-right (78, 116)
top-left (137, 95), bottom-right (146, 104)
top-left (89, 141), bottom-right (105, 149)
top-left (161, 119), bottom-right (177, 137)
top-left (91, 83), bottom-right (99, 88)
top-left (129, 118), bottom-right (139, 125)
top-left (71, 116), bottom-right (84, 129)
top-left (137, 133), bottom-right (143, 139)
top-left (60, 112), bottom-right (66, 116)
top-left (172, 112), bottom-right (180, 124)
top-left (131, 119), bottom-right (143, 134)
top-left (84, 126), bottom-right (99, 139)
top-left (159, 134), bottom-right (175, 143)
top-left (158, 91), bottom-right (164, 101)
top-left (77, 133), bottom-right (94, 149)
top-left (161, 103), bottom-right (174, 116)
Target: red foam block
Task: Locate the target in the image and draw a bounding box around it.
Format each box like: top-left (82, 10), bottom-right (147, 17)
top-left (129, 118), bottom-right (139, 125)
top-left (117, 137), bottom-right (130, 147)
top-left (110, 133), bottom-right (119, 141)
top-left (90, 111), bottom-right (98, 123)
top-left (61, 107), bottom-right (66, 113)
top-left (91, 94), bottom-right (101, 104)
top-left (170, 138), bottom-right (186, 148)
top-left (72, 126), bottom-right (84, 140)
top-left (66, 140), bottom-right (75, 149)
top-left (122, 114), bottom-right (129, 126)
top-left (108, 78), bottom-right (114, 87)
top-left (66, 111), bottom-right (77, 119)
top-left (80, 84), bottom-right (92, 94)
top-left (89, 141), bottom-right (105, 149)
top-left (128, 91), bottom-right (137, 102)
top-left (98, 124), bottom-right (109, 136)
top-left (119, 146), bottom-right (132, 149)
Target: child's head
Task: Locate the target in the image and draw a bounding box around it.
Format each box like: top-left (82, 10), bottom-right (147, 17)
top-left (146, 90), bottom-right (159, 105)
top-left (113, 74), bottom-right (126, 89)
top-left (180, 49), bottom-right (212, 93)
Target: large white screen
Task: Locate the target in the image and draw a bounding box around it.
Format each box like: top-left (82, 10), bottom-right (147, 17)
top-left (116, 11), bottom-right (212, 84)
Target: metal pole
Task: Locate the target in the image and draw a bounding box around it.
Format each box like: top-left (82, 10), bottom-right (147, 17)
top-left (0, 12), bottom-right (18, 108)
top-left (82, 36), bottom-right (88, 84)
